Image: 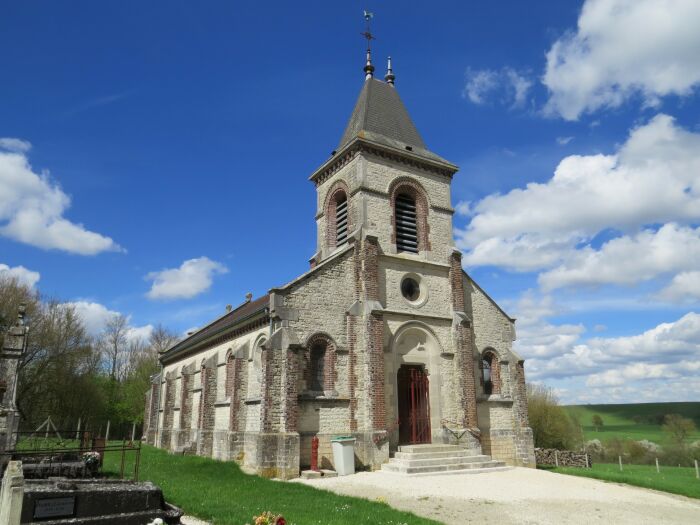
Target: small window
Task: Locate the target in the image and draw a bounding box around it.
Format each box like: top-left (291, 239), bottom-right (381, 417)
top-left (336, 194), bottom-right (348, 245)
top-left (401, 277), bottom-right (420, 302)
top-left (481, 351), bottom-right (500, 396)
top-left (310, 345), bottom-right (325, 391)
top-left (482, 357), bottom-right (493, 395)
top-left (395, 193), bottom-right (418, 253)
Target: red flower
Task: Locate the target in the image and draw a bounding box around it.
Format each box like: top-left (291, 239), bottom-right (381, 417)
top-left (276, 517), bottom-right (286, 525)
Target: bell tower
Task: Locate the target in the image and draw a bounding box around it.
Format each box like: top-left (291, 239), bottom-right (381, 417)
top-left (309, 58), bottom-right (459, 266)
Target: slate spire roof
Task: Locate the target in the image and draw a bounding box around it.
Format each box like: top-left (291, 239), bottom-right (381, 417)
top-left (337, 77), bottom-right (452, 165)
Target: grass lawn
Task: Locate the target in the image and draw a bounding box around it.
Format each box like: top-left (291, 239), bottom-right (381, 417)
top-left (564, 402), bottom-right (700, 443)
top-left (544, 463), bottom-right (700, 500)
top-left (103, 444), bottom-right (441, 525)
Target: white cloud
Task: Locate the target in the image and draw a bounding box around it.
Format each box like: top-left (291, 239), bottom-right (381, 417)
top-left (586, 362), bottom-right (678, 387)
top-left (0, 263), bottom-right (40, 288)
top-left (507, 289), bottom-right (700, 402)
top-left (510, 292), bottom-right (585, 359)
top-left (463, 67), bottom-right (532, 109)
top-left (145, 257), bottom-right (228, 300)
top-left (457, 114), bottom-right (700, 278)
top-left (523, 311), bottom-right (700, 382)
top-left (556, 136), bottom-right (574, 146)
top-left (0, 138), bottom-right (31, 153)
top-left (657, 271), bottom-right (700, 303)
top-left (68, 300), bottom-right (152, 343)
top-left (0, 143), bottom-right (122, 254)
top-left (463, 69), bottom-right (498, 105)
top-left (539, 223), bottom-right (700, 290)
top-left (543, 0), bottom-right (700, 120)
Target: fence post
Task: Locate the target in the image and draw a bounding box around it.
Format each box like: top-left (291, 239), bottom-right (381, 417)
top-left (105, 421), bottom-right (110, 442)
top-left (585, 453), bottom-right (589, 468)
top-left (655, 458), bottom-right (659, 474)
top-left (75, 418), bottom-right (81, 441)
top-left (131, 422), bottom-right (136, 442)
top-left (695, 459), bottom-right (699, 480)
top-left (618, 456), bottom-right (623, 472)
top-left (554, 450), bottom-right (559, 467)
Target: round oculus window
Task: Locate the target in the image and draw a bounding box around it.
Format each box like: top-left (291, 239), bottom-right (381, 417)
top-left (401, 277), bottom-right (421, 302)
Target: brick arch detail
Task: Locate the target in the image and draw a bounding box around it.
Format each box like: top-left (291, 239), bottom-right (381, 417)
top-left (323, 180), bottom-right (351, 250)
top-left (225, 350), bottom-right (245, 432)
top-left (198, 360), bottom-right (217, 432)
top-left (304, 332), bottom-right (337, 392)
top-left (480, 348), bottom-right (501, 395)
top-left (389, 177), bottom-right (431, 252)
top-left (179, 365), bottom-right (194, 432)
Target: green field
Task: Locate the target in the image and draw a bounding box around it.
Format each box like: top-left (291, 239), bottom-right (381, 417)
top-left (563, 402), bottom-right (700, 443)
top-left (103, 445), bottom-right (440, 525)
top-left (546, 463), bottom-right (700, 500)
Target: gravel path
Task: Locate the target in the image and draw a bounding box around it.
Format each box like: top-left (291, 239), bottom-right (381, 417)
top-left (296, 468), bottom-right (700, 524)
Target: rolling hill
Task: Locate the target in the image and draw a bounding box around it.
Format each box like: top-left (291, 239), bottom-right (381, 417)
top-left (563, 402), bottom-right (700, 443)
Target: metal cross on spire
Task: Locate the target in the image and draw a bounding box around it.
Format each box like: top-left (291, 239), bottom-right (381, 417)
top-left (361, 10), bottom-right (375, 80)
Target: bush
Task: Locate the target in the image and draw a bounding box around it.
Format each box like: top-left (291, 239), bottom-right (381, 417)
top-left (527, 384), bottom-right (581, 450)
top-left (661, 444), bottom-right (695, 467)
top-left (584, 439), bottom-right (604, 461)
top-left (625, 440), bottom-right (653, 464)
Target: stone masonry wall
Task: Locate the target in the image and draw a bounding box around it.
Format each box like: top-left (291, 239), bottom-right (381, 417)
top-left (536, 448), bottom-right (591, 468)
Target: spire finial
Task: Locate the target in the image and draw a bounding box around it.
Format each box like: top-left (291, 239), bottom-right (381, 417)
top-left (385, 56), bottom-right (395, 86)
top-left (361, 10), bottom-right (375, 80)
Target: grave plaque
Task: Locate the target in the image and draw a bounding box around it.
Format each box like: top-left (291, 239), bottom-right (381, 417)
top-left (33, 496), bottom-right (76, 519)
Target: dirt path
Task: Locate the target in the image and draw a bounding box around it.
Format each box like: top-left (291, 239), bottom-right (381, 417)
top-left (296, 468), bottom-right (700, 524)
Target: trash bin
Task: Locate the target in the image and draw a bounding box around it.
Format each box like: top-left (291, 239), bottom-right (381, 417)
top-left (331, 436), bottom-right (356, 476)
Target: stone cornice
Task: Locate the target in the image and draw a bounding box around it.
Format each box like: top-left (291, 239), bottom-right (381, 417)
top-left (160, 314), bottom-right (269, 365)
top-left (309, 137), bottom-right (458, 187)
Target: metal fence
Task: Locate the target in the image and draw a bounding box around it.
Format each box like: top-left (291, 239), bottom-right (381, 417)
top-left (7, 430), bottom-right (142, 481)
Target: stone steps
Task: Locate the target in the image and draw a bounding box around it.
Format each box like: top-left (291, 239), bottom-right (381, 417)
top-left (393, 450), bottom-right (485, 460)
top-left (381, 444), bottom-right (509, 476)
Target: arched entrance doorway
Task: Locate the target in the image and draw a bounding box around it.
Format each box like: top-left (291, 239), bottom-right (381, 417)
top-left (389, 322), bottom-right (444, 446)
top-left (397, 364), bottom-right (431, 444)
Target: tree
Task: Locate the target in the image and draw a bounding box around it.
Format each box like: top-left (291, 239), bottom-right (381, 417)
top-left (592, 414), bottom-right (604, 432)
top-left (662, 414), bottom-right (696, 447)
top-left (16, 300), bottom-right (101, 429)
top-left (527, 383), bottom-right (581, 450)
top-left (100, 314), bottom-right (129, 381)
top-left (119, 325), bottom-right (179, 424)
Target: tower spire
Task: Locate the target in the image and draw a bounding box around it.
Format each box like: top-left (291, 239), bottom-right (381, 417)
top-left (361, 10), bottom-right (375, 80)
top-left (385, 56), bottom-right (395, 86)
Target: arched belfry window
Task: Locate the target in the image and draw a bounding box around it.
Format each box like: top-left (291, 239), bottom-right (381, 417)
top-left (325, 182), bottom-right (351, 250)
top-left (335, 192), bottom-right (348, 246)
top-left (395, 193), bottom-right (418, 253)
top-left (390, 180), bottom-right (430, 254)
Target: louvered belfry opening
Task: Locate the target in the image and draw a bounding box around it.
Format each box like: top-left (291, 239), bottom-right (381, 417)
top-left (395, 193), bottom-right (419, 253)
top-left (335, 194), bottom-right (348, 245)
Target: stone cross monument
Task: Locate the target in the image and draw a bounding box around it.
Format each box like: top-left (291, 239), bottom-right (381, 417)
top-left (1, 305), bottom-right (29, 467)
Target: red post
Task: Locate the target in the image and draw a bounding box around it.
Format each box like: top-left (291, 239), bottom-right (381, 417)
top-left (310, 436), bottom-right (320, 472)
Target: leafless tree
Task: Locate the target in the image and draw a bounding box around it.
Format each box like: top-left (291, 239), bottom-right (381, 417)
top-left (101, 314), bottom-right (129, 381)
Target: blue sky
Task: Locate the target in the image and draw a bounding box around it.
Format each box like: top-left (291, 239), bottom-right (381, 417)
top-left (2, 0), bottom-right (700, 404)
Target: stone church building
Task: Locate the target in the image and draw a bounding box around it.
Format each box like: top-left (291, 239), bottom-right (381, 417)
top-left (144, 56), bottom-right (535, 478)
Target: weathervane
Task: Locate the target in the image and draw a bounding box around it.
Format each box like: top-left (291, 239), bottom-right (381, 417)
top-left (362, 10), bottom-right (375, 80)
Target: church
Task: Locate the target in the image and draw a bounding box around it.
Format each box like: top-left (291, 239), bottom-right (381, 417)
top-left (143, 46), bottom-right (536, 479)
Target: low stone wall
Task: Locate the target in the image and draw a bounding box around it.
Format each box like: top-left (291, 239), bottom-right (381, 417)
top-left (535, 448), bottom-right (591, 468)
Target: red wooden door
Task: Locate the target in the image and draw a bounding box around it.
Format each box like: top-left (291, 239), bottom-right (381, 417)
top-left (397, 365), bottom-right (431, 444)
